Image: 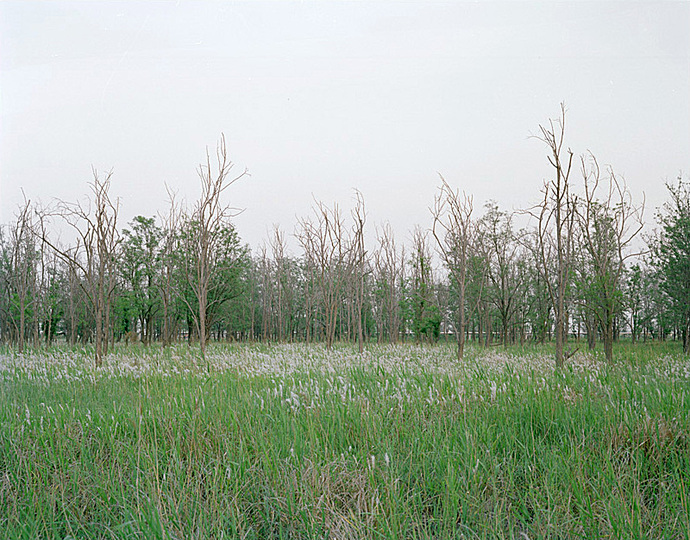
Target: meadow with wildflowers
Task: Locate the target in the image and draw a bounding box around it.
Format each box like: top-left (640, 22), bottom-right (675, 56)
top-left (1, 342), bottom-right (689, 539)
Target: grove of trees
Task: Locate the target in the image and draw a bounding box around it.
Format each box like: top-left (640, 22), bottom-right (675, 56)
top-left (1, 109), bottom-right (688, 365)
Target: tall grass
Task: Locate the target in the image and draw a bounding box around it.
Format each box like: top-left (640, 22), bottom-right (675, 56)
top-left (1, 342), bottom-right (688, 539)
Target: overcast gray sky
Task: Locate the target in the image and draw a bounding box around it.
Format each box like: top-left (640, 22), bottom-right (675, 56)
top-left (1, 1), bottom-right (688, 251)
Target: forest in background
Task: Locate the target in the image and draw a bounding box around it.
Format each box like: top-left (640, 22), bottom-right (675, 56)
top-left (1, 106), bottom-right (689, 366)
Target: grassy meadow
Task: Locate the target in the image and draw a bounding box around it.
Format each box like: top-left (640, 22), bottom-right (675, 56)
top-left (1, 341), bottom-right (689, 539)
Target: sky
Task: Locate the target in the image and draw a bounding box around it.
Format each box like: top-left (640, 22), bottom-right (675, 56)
top-left (1, 1), bottom-right (688, 253)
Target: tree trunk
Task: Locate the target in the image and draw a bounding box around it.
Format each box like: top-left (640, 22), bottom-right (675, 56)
top-left (199, 296), bottom-right (207, 361)
top-left (95, 297), bottom-right (103, 367)
top-left (502, 313), bottom-right (509, 348)
top-left (456, 314), bottom-right (465, 361)
top-left (162, 296), bottom-right (170, 347)
top-left (598, 304), bottom-right (615, 362)
top-left (585, 314), bottom-right (596, 351)
top-left (555, 284), bottom-right (565, 368)
top-left (357, 273), bottom-right (364, 355)
top-left (18, 300), bottom-right (25, 354)
top-left (604, 320), bottom-right (614, 362)
top-left (103, 293), bottom-right (111, 357)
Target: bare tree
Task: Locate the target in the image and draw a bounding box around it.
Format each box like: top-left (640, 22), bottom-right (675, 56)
top-left (578, 153), bottom-right (644, 361)
top-left (350, 191), bottom-right (367, 353)
top-left (30, 209), bottom-right (63, 346)
top-left (530, 103), bottom-right (578, 368)
top-left (269, 225), bottom-right (296, 342)
top-left (178, 134), bottom-right (248, 361)
top-left (39, 168), bottom-right (120, 366)
top-left (15, 204), bottom-right (33, 348)
top-left (372, 222), bottom-right (404, 343)
top-left (431, 175), bottom-right (478, 359)
top-left (296, 199), bottom-right (349, 349)
top-left (301, 250), bottom-right (317, 343)
top-left (7, 197), bottom-right (37, 353)
top-left (157, 188), bottom-right (182, 346)
top-left (258, 242), bottom-right (273, 341)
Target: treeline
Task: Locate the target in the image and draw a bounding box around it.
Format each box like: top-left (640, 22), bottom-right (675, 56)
top-left (1, 108), bottom-right (689, 365)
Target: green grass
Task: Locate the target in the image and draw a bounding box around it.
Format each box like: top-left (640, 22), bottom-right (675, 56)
top-left (1, 342), bottom-right (689, 539)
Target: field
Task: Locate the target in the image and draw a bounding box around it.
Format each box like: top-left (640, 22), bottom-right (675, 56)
top-left (1, 342), bottom-right (689, 539)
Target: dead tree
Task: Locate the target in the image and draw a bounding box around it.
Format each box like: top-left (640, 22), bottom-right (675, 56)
top-left (431, 175), bottom-right (478, 360)
top-left (531, 103), bottom-right (577, 368)
top-left (40, 168), bottom-right (120, 366)
top-left (350, 191), bottom-right (367, 353)
top-left (269, 225), bottom-right (294, 342)
top-left (31, 209), bottom-right (62, 346)
top-left (373, 223), bottom-right (404, 343)
top-left (157, 188), bottom-right (182, 346)
top-left (578, 153), bottom-right (644, 362)
top-left (7, 198), bottom-right (37, 353)
top-left (301, 250), bottom-right (317, 343)
top-left (178, 134), bottom-right (248, 361)
top-left (258, 243), bottom-right (273, 341)
top-left (296, 199), bottom-right (349, 349)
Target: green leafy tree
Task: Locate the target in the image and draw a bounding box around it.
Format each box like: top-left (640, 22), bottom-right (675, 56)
top-left (577, 154), bottom-right (644, 362)
top-left (120, 216), bottom-right (163, 344)
top-left (653, 176), bottom-right (690, 353)
top-left (175, 218), bottom-right (248, 345)
top-left (409, 227), bottom-right (439, 344)
top-left (40, 259), bottom-right (64, 345)
top-left (625, 263), bottom-right (644, 344)
top-left (479, 202), bottom-right (526, 347)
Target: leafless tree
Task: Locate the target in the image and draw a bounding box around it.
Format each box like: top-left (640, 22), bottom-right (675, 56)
top-left (258, 242), bottom-right (273, 341)
top-left (372, 222), bottom-right (404, 343)
top-left (7, 197), bottom-right (37, 353)
top-left (158, 188), bottom-right (182, 347)
top-left (530, 103), bottom-right (578, 368)
top-left (63, 257), bottom-right (80, 345)
top-left (296, 199), bottom-right (349, 349)
top-left (269, 225), bottom-right (296, 342)
top-left (301, 250), bottom-right (317, 343)
top-left (578, 153), bottom-right (644, 361)
top-left (178, 134), bottom-right (248, 361)
top-left (350, 191), bottom-right (367, 353)
top-left (431, 175), bottom-right (478, 359)
top-left (30, 209), bottom-right (62, 346)
top-left (39, 168), bottom-right (120, 366)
